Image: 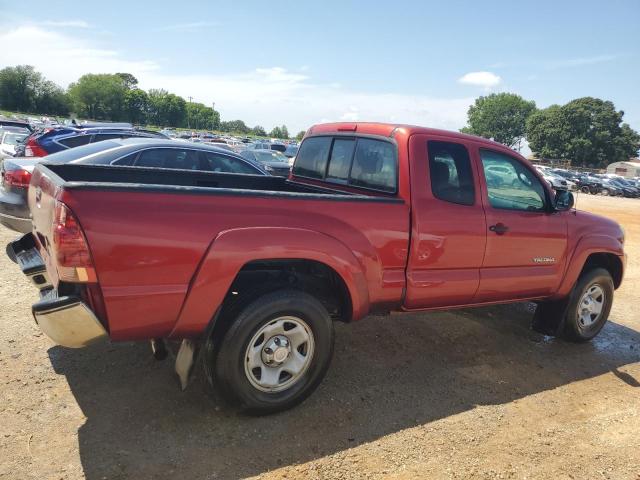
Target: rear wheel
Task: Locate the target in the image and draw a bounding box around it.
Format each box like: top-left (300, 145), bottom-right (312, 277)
top-left (205, 289), bottom-right (334, 415)
top-left (560, 268), bottom-right (613, 342)
top-left (601, 188), bottom-right (610, 196)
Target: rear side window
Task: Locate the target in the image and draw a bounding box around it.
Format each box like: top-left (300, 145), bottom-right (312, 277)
top-left (294, 136), bottom-right (397, 193)
top-left (293, 137), bottom-right (331, 179)
top-left (134, 148), bottom-right (200, 170)
top-left (204, 152), bottom-right (260, 174)
top-left (58, 134), bottom-right (91, 148)
top-left (428, 141), bottom-right (475, 205)
top-left (92, 133), bottom-right (129, 142)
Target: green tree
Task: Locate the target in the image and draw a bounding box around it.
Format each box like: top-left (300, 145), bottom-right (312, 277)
top-left (296, 130), bottom-right (306, 141)
top-left (147, 89), bottom-right (187, 127)
top-left (0, 65), bottom-right (43, 112)
top-left (221, 120), bottom-right (250, 134)
top-left (68, 73), bottom-right (128, 120)
top-left (252, 125), bottom-right (267, 136)
top-left (34, 80), bottom-right (70, 115)
top-left (116, 73), bottom-right (138, 89)
top-left (123, 88), bottom-right (149, 124)
top-left (461, 92), bottom-right (536, 150)
top-left (526, 97), bottom-right (640, 168)
top-left (269, 126), bottom-right (282, 138)
top-left (185, 102), bottom-right (220, 130)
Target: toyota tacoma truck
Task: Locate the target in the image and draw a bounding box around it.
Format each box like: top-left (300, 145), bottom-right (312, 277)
top-left (6, 123), bottom-right (626, 415)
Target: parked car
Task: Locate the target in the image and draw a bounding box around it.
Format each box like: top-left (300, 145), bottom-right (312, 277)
top-left (239, 149), bottom-right (292, 176)
top-left (0, 128), bottom-right (30, 157)
top-left (284, 144), bottom-right (299, 159)
top-left (7, 122), bottom-right (625, 415)
top-left (247, 141), bottom-right (287, 153)
top-left (0, 138), bottom-right (268, 233)
top-left (17, 127), bottom-right (168, 158)
top-left (608, 177), bottom-right (640, 198)
top-left (0, 119), bottom-right (34, 133)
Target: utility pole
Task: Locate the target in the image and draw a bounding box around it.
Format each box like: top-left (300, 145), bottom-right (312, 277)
top-left (188, 96), bottom-right (193, 129)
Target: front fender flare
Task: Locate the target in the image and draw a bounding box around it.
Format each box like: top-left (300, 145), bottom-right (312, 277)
top-left (554, 234), bottom-right (624, 298)
top-left (169, 227), bottom-right (370, 338)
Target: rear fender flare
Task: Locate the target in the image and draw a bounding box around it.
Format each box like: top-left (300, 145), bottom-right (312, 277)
top-left (169, 227), bottom-right (370, 338)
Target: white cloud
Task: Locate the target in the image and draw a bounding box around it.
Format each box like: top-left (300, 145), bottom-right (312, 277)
top-left (156, 21), bottom-right (219, 32)
top-left (458, 71), bottom-right (502, 89)
top-left (37, 20), bottom-right (91, 29)
top-left (0, 25), bottom-right (474, 133)
top-left (0, 26), bottom-right (158, 85)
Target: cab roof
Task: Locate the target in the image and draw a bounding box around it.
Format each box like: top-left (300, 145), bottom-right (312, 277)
top-left (307, 122), bottom-right (512, 151)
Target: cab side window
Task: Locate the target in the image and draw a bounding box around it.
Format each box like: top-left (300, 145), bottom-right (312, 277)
top-left (428, 141), bottom-right (475, 205)
top-left (480, 149), bottom-right (546, 211)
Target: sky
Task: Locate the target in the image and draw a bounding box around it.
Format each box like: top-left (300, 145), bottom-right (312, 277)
top-left (0, 0), bottom-right (638, 153)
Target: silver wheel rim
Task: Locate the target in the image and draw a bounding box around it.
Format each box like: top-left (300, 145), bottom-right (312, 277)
top-left (577, 284), bottom-right (605, 329)
top-left (244, 316), bottom-right (315, 393)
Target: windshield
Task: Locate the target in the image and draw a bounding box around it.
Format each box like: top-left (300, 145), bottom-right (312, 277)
top-left (2, 132), bottom-right (28, 145)
top-left (254, 151), bottom-right (289, 164)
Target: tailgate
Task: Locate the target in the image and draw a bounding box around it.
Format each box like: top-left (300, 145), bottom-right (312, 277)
top-left (28, 164), bottom-right (65, 287)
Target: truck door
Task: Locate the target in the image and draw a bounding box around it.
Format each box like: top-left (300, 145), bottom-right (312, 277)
top-left (473, 147), bottom-right (568, 301)
top-left (404, 134), bottom-right (487, 309)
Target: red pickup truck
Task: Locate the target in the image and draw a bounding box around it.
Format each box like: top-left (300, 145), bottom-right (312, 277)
top-left (7, 123), bottom-right (626, 414)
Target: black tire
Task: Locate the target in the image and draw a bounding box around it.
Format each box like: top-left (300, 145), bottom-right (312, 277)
top-left (205, 289), bottom-right (334, 415)
top-left (601, 188), bottom-right (609, 196)
top-left (560, 268), bottom-right (614, 343)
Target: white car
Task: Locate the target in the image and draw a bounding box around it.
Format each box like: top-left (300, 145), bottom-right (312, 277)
top-left (0, 130), bottom-right (29, 157)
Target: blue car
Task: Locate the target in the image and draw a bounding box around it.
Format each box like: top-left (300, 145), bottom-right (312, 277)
top-left (16, 124), bottom-right (167, 158)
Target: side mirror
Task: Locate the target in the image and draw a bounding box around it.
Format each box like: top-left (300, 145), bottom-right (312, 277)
top-left (554, 190), bottom-right (574, 211)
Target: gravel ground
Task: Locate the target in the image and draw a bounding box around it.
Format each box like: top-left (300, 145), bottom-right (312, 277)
top-left (0, 194), bottom-right (639, 480)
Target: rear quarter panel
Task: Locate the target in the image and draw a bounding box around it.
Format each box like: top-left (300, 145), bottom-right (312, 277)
top-left (61, 188), bottom-right (409, 340)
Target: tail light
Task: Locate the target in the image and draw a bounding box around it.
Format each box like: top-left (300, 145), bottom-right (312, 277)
top-left (25, 137), bottom-right (47, 157)
top-left (3, 168), bottom-right (32, 188)
top-left (52, 201), bottom-right (96, 283)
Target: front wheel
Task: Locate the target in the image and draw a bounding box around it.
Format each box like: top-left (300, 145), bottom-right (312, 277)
top-left (561, 268), bottom-right (614, 342)
top-left (205, 289), bottom-right (334, 415)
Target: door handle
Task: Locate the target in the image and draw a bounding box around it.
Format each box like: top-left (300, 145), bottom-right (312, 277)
top-left (489, 223), bottom-right (509, 235)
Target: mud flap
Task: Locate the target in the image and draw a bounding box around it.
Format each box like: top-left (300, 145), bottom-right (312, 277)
top-left (175, 339), bottom-right (197, 390)
top-left (532, 298), bottom-right (571, 336)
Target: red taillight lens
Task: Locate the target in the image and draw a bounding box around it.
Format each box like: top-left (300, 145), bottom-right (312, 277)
top-left (3, 168), bottom-right (32, 188)
top-left (25, 138), bottom-right (47, 157)
top-left (52, 201), bottom-right (96, 283)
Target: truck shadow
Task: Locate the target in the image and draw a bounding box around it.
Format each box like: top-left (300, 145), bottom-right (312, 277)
top-left (47, 303), bottom-right (640, 480)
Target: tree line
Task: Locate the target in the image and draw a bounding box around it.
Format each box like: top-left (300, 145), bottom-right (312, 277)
top-left (0, 65), bottom-right (299, 139)
top-left (461, 92), bottom-right (640, 168)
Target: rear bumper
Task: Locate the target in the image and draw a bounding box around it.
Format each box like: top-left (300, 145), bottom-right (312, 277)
top-left (7, 233), bottom-right (107, 348)
top-left (0, 189), bottom-right (31, 233)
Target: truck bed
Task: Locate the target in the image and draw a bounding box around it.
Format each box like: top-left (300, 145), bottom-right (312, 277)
top-left (41, 163), bottom-right (370, 199)
top-left (30, 163), bottom-right (410, 341)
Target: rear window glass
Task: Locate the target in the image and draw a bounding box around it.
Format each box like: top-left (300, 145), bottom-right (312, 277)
top-left (294, 136), bottom-right (397, 193)
top-left (292, 137), bottom-right (331, 179)
top-left (349, 139), bottom-right (397, 193)
top-left (58, 135), bottom-right (92, 148)
top-left (326, 138), bottom-right (355, 183)
top-left (45, 140), bottom-right (121, 163)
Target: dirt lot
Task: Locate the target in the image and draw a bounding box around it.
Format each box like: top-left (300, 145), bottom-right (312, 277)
top-left (0, 194), bottom-right (639, 480)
